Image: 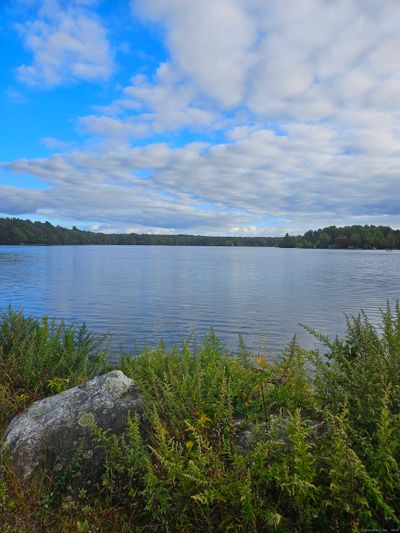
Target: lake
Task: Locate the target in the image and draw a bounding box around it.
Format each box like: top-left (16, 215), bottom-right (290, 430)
top-left (0, 245), bottom-right (399, 358)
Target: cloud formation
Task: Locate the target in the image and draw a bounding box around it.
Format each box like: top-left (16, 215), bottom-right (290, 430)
top-left (16, 0), bottom-right (113, 87)
top-left (2, 0), bottom-right (400, 234)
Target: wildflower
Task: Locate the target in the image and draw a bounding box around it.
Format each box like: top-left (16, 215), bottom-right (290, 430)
top-left (256, 356), bottom-right (268, 370)
top-left (197, 414), bottom-right (211, 428)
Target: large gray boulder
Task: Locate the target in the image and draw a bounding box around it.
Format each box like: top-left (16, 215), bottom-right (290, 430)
top-left (2, 370), bottom-right (145, 485)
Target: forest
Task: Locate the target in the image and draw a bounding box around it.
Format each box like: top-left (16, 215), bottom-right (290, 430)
top-left (0, 216), bottom-right (399, 249)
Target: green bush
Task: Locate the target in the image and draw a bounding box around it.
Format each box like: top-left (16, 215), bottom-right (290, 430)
top-left (1, 304), bottom-right (400, 531)
top-left (0, 307), bottom-right (105, 425)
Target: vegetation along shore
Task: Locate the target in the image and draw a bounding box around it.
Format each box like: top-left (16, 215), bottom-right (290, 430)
top-left (1, 305), bottom-right (400, 531)
top-left (1, 217), bottom-right (400, 249)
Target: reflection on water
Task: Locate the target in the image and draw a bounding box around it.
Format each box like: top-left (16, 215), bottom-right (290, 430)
top-left (0, 245), bottom-right (399, 358)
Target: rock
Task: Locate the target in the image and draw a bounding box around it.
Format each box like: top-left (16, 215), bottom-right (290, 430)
top-left (233, 417), bottom-right (259, 452)
top-left (2, 371), bottom-right (145, 485)
top-left (235, 428), bottom-right (255, 452)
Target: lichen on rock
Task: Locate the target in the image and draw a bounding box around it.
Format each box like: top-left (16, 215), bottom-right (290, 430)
top-left (1, 370), bottom-right (145, 485)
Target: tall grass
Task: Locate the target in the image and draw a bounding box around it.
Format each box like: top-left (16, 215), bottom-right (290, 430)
top-left (0, 307), bottom-right (105, 426)
top-left (1, 304), bottom-right (400, 531)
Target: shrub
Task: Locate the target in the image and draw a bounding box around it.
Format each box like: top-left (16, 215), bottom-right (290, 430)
top-left (1, 304), bottom-right (400, 531)
top-left (0, 307), bottom-right (105, 425)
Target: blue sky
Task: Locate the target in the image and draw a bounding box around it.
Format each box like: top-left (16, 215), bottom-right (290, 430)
top-left (1, 0), bottom-right (400, 235)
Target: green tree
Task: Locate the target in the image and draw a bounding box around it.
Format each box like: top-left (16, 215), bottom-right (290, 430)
top-left (316, 232), bottom-right (331, 248)
top-left (349, 233), bottom-right (361, 248)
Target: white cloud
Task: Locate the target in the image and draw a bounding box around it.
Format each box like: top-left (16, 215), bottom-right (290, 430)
top-left (16, 0), bottom-right (113, 87)
top-left (80, 64), bottom-right (219, 142)
top-left (3, 115), bottom-right (400, 234)
top-left (3, 0), bottom-right (400, 234)
top-left (132, 0), bottom-right (400, 123)
top-left (41, 137), bottom-right (70, 149)
top-left (134, 0), bottom-right (256, 107)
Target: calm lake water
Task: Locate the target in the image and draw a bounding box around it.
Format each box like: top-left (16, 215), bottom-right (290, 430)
top-left (0, 245), bottom-right (399, 357)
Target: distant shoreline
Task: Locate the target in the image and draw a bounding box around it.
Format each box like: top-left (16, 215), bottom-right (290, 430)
top-left (1, 216), bottom-right (399, 250)
top-left (0, 243), bottom-right (398, 252)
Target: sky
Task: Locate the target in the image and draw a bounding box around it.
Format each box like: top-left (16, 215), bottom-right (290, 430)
top-left (1, 0), bottom-right (400, 236)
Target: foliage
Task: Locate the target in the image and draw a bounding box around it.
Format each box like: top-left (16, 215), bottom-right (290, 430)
top-left (300, 224), bottom-right (399, 249)
top-left (1, 305), bottom-right (400, 531)
top-left (1, 216), bottom-right (400, 249)
top-left (0, 307), bottom-right (105, 425)
top-left (0, 217), bottom-right (281, 247)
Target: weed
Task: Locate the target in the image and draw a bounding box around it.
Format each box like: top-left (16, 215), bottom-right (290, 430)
top-left (1, 304), bottom-right (400, 531)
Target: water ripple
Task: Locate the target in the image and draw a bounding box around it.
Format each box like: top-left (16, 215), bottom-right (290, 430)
top-left (0, 245), bottom-right (399, 360)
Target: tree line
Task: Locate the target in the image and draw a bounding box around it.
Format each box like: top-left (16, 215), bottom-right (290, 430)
top-left (0, 217), bottom-right (399, 249)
